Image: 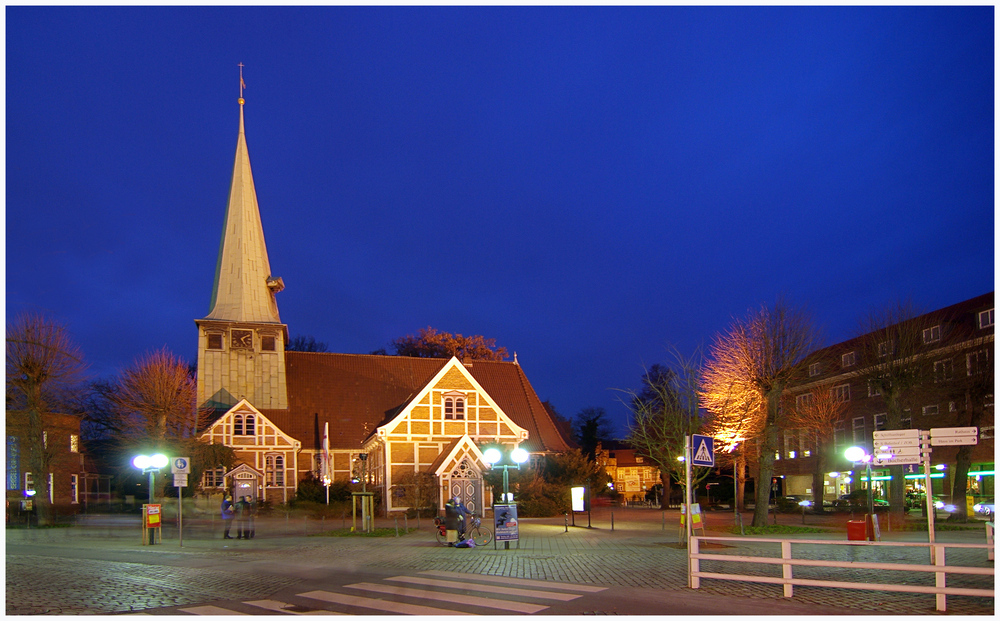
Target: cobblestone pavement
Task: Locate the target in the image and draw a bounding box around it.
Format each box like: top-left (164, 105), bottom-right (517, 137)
top-left (5, 508), bottom-right (994, 615)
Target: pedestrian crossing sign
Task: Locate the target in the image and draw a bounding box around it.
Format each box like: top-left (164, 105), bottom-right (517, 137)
top-left (691, 435), bottom-right (714, 467)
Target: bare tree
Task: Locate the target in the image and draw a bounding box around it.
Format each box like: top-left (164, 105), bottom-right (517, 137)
top-left (700, 299), bottom-right (818, 527)
top-left (6, 314), bottom-right (87, 525)
top-left (786, 386), bottom-right (848, 513)
top-left (110, 347), bottom-right (200, 448)
top-left (622, 350), bottom-right (708, 510)
top-left (701, 372), bottom-right (766, 513)
top-left (855, 301), bottom-right (924, 521)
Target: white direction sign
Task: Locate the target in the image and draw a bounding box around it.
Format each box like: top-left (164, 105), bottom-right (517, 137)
top-left (874, 446), bottom-right (923, 457)
top-left (873, 455), bottom-right (922, 466)
top-left (173, 474), bottom-right (188, 487)
top-left (874, 438), bottom-right (923, 448)
top-left (930, 427), bottom-right (977, 437)
top-left (873, 429), bottom-right (923, 440)
top-left (931, 436), bottom-right (978, 446)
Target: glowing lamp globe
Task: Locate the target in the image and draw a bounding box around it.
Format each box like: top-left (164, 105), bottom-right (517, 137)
top-left (483, 448), bottom-right (502, 465)
top-left (844, 446), bottom-right (867, 462)
top-left (510, 448), bottom-right (529, 464)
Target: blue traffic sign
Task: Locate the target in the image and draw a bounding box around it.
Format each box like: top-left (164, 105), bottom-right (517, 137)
top-left (691, 435), bottom-right (715, 467)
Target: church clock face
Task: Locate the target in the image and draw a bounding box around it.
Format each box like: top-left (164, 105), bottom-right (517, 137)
top-left (231, 329), bottom-right (253, 350)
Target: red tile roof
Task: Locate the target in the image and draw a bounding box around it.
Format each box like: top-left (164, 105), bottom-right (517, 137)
top-left (258, 353), bottom-right (573, 454)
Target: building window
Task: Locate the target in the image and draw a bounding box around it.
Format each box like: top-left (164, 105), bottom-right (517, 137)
top-left (834, 421), bottom-right (846, 451)
top-left (877, 341), bottom-right (894, 357)
top-left (244, 415), bottom-right (255, 435)
top-left (900, 414), bottom-right (912, 429)
top-left (795, 393), bottom-right (813, 408)
top-left (260, 335), bottom-right (276, 351)
top-left (7, 437), bottom-right (19, 491)
top-left (70, 434), bottom-right (79, 453)
top-left (443, 395), bottom-right (466, 420)
top-left (841, 351), bottom-right (856, 367)
top-left (24, 472), bottom-right (34, 492)
top-left (207, 333), bottom-right (224, 350)
top-left (202, 468), bottom-right (225, 488)
top-left (979, 308), bottom-right (994, 329)
top-left (70, 474), bottom-right (79, 504)
top-left (923, 325), bottom-right (941, 344)
top-left (635, 456), bottom-right (643, 463)
top-left (868, 381), bottom-right (881, 398)
top-left (922, 404), bottom-right (939, 416)
top-left (874, 413), bottom-right (887, 431)
top-left (832, 384), bottom-right (850, 403)
top-left (234, 414), bottom-right (244, 435)
top-left (808, 363), bottom-right (821, 377)
top-left (967, 350), bottom-right (989, 376)
top-left (933, 359), bottom-right (953, 383)
top-left (42, 431), bottom-right (47, 449)
top-left (266, 455), bottom-right (284, 486)
top-left (852, 417), bottom-right (866, 445)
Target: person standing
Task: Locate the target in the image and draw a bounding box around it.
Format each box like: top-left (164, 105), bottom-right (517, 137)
top-left (221, 494), bottom-right (235, 539)
top-left (444, 496), bottom-right (471, 543)
top-left (246, 496), bottom-right (256, 539)
top-left (235, 495), bottom-right (250, 539)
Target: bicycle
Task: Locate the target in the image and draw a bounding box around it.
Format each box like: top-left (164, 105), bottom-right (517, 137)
top-left (434, 515), bottom-right (493, 546)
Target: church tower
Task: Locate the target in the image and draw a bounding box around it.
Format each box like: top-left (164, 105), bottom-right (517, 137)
top-left (195, 83), bottom-right (288, 411)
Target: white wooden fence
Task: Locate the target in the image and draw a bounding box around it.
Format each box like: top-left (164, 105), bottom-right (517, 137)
top-left (689, 535), bottom-right (994, 612)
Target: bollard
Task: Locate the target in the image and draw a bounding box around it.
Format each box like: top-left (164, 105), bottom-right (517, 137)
top-left (611, 511), bottom-right (614, 531)
top-left (564, 513), bottom-right (568, 532)
top-left (342, 512), bottom-right (346, 530)
top-left (394, 516), bottom-right (399, 537)
top-left (662, 510), bottom-right (665, 531)
top-left (405, 514), bottom-right (408, 533)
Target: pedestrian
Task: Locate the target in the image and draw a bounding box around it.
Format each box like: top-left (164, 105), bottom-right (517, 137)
top-left (444, 496), bottom-right (471, 543)
top-left (236, 495), bottom-right (250, 539)
top-left (221, 494), bottom-right (235, 539)
top-left (246, 496), bottom-right (256, 539)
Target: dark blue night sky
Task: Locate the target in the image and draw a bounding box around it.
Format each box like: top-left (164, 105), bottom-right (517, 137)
top-left (6, 7), bottom-right (994, 436)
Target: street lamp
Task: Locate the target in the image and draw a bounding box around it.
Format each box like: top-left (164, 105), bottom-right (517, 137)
top-left (483, 446), bottom-right (528, 503)
top-left (132, 453), bottom-right (169, 504)
top-left (845, 446), bottom-right (875, 540)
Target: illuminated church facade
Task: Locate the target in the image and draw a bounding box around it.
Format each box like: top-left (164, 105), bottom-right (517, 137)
top-left (194, 93), bottom-right (572, 515)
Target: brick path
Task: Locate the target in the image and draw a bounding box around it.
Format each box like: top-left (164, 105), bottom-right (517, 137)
top-left (5, 507), bottom-right (994, 615)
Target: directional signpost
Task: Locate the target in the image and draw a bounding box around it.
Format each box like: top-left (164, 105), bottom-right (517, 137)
top-left (930, 427), bottom-right (978, 446)
top-left (171, 457), bottom-right (191, 547)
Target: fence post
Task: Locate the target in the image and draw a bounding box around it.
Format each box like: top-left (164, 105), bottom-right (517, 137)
top-left (689, 536), bottom-right (700, 589)
top-left (935, 544), bottom-right (947, 612)
top-left (611, 511), bottom-right (614, 531)
top-left (781, 541), bottom-right (793, 598)
top-left (394, 515), bottom-right (399, 537)
top-left (564, 513), bottom-right (568, 532)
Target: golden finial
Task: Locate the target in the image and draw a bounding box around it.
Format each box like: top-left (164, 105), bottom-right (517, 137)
top-left (238, 62), bottom-right (246, 105)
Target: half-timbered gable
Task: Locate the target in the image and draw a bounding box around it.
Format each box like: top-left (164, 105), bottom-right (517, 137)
top-left (198, 399), bottom-right (301, 504)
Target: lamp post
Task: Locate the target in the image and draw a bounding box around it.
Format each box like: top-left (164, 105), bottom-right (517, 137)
top-left (132, 453), bottom-right (168, 545)
top-left (845, 446), bottom-right (875, 540)
top-left (483, 446), bottom-right (528, 549)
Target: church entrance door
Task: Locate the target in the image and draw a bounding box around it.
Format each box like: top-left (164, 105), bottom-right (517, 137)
top-left (448, 458), bottom-right (483, 515)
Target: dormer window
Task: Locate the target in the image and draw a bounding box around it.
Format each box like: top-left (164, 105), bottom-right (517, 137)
top-left (233, 414), bottom-right (256, 436)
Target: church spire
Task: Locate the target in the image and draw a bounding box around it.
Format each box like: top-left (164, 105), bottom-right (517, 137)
top-left (204, 68), bottom-right (284, 323)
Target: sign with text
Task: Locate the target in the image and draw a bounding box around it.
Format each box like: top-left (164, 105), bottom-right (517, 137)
top-left (872, 429), bottom-right (922, 440)
top-left (173, 474), bottom-right (188, 487)
top-left (874, 446), bottom-right (923, 457)
top-left (571, 487), bottom-right (585, 513)
top-left (874, 437), bottom-right (923, 448)
top-left (930, 427), bottom-right (978, 437)
top-left (171, 457), bottom-right (191, 474)
top-left (493, 504), bottom-right (519, 542)
top-left (930, 436), bottom-right (978, 446)
top-left (873, 455), bottom-right (922, 466)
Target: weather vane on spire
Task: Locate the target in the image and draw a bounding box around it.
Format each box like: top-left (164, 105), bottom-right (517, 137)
top-left (238, 62), bottom-right (246, 105)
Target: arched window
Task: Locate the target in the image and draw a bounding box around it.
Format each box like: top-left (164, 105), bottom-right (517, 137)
top-left (455, 398), bottom-right (465, 420)
top-left (244, 414), bottom-right (255, 436)
top-left (233, 414), bottom-right (244, 435)
top-left (266, 454), bottom-right (284, 486)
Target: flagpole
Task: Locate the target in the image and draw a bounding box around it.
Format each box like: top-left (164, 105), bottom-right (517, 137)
top-left (323, 422), bottom-right (331, 505)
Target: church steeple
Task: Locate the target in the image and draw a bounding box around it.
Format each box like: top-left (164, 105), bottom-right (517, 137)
top-left (196, 70), bottom-right (288, 412)
top-left (205, 89), bottom-right (284, 323)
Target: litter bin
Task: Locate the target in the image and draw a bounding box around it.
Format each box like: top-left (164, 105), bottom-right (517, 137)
top-left (847, 519), bottom-right (867, 541)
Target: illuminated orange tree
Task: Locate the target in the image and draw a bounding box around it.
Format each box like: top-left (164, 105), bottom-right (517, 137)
top-left (700, 300), bottom-right (817, 527)
top-left (392, 327), bottom-right (509, 361)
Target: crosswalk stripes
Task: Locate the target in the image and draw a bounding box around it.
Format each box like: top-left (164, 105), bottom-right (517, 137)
top-left (175, 571), bottom-right (608, 615)
top-left (244, 599), bottom-right (345, 615)
top-left (343, 582), bottom-right (548, 613)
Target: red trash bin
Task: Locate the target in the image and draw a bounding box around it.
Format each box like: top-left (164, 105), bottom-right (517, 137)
top-left (847, 519), bottom-right (867, 541)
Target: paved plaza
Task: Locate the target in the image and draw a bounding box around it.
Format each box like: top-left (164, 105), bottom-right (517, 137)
top-left (5, 507), bottom-right (994, 615)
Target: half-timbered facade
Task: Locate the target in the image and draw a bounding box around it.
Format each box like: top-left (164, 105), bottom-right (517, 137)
top-left (193, 91), bottom-right (572, 513)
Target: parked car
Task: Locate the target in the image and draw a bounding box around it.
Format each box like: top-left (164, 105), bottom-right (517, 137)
top-left (973, 499), bottom-right (994, 517)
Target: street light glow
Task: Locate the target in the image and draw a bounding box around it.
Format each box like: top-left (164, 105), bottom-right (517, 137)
top-left (483, 448), bottom-right (502, 464)
top-left (510, 447), bottom-right (529, 464)
top-left (844, 446), bottom-right (867, 462)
